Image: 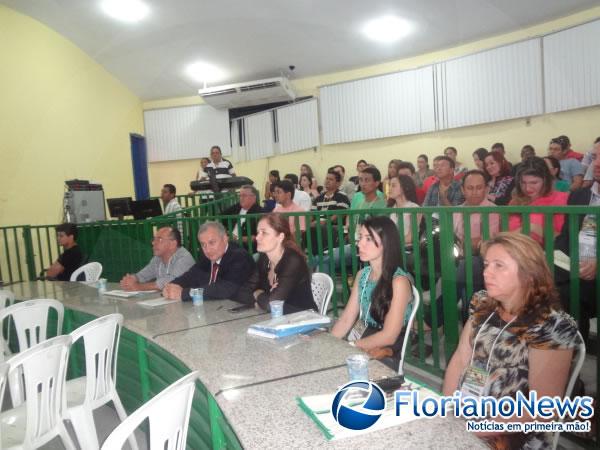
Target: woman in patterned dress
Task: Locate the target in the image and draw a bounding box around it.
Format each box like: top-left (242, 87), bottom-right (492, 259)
top-left (443, 232), bottom-right (581, 449)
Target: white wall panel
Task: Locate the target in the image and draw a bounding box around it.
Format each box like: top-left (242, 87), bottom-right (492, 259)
top-left (544, 20), bottom-right (600, 113)
top-left (320, 66), bottom-right (435, 145)
top-left (277, 99), bottom-right (320, 154)
top-left (245, 112), bottom-right (274, 160)
top-left (144, 104), bottom-right (230, 162)
top-left (440, 39), bottom-right (543, 129)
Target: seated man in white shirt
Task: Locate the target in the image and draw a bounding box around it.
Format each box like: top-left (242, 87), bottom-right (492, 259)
top-left (284, 173), bottom-right (312, 211)
top-left (120, 226), bottom-right (195, 291)
top-left (161, 184), bottom-right (182, 214)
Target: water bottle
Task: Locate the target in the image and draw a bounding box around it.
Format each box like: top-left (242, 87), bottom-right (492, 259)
top-left (578, 219), bottom-right (596, 262)
top-left (190, 288), bottom-right (204, 306)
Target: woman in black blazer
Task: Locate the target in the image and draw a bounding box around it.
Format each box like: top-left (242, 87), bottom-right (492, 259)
top-left (236, 213), bottom-right (316, 314)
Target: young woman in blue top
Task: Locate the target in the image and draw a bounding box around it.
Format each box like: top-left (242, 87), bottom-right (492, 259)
top-left (332, 216), bottom-right (413, 357)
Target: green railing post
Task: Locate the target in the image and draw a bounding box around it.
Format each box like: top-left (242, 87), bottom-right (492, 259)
top-left (439, 210), bottom-right (459, 360)
top-left (22, 226), bottom-right (37, 281)
top-left (136, 336), bottom-right (151, 402)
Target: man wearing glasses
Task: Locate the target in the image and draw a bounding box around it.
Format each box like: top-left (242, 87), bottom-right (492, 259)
top-left (120, 226), bottom-right (195, 291)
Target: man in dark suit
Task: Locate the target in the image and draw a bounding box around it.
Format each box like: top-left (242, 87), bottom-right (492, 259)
top-left (554, 154), bottom-right (599, 344)
top-left (162, 221), bottom-right (256, 301)
top-left (221, 184), bottom-right (264, 251)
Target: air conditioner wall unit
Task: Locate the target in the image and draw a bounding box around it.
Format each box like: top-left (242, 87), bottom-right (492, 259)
top-left (198, 77), bottom-right (296, 109)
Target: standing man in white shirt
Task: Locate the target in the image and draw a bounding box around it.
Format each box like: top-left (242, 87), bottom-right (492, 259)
top-left (206, 145), bottom-right (236, 179)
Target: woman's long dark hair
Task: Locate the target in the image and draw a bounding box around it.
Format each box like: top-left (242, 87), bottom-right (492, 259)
top-left (361, 216), bottom-right (403, 324)
top-left (386, 175), bottom-right (418, 206)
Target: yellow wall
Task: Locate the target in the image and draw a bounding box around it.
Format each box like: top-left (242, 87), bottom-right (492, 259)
top-left (145, 6), bottom-right (600, 196)
top-left (0, 5), bottom-right (143, 226)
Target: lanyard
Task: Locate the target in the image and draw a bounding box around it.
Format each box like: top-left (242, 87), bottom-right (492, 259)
top-left (469, 311), bottom-right (516, 373)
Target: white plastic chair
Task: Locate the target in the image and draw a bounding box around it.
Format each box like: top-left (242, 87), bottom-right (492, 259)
top-left (0, 363), bottom-right (7, 445)
top-left (551, 331), bottom-right (586, 450)
top-left (0, 335), bottom-right (76, 450)
top-left (0, 290), bottom-right (15, 309)
top-left (311, 272), bottom-right (334, 315)
top-left (64, 313), bottom-right (138, 450)
top-left (397, 285), bottom-right (421, 376)
top-left (101, 371), bottom-right (199, 450)
top-left (0, 299), bottom-right (64, 359)
top-left (70, 262), bottom-right (103, 282)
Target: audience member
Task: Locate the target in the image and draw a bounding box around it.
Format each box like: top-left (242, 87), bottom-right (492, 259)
top-left (332, 216), bottom-right (413, 363)
top-left (387, 174), bottom-right (421, 245)
top-left (397, 161), bottom-right (425, 205)
top-left (414, 154), bottom-right (434, 187)
top-left (483, 151), bottom-right (514, 205)
top-left (443, 232), bottom-right (580, 449)
top-left (544, 156), bottom-right (570, 192)
top-left (235, 213), bottom-right (317, 314)
top-left (309, 169), bottom-right (350, 254)
top-left (548, 137), bottom-right (584, 190)
top-left (471, 148), bottom-right (489, 171)
top-left (349, 159), bottom-right (368, 186)
top-left (120, 226), bottom-right (195, 291)
top-left (206, 145), bottom-right (235, 179)
top-left (299, 174), bottom-right (320, 201)
top-left (273, 180), bottom-right (306, 233)
top-left (46, 223), bottom-right (83, 281)
top-left (221, 185), bottom-right (264, 248)
top-left (508, 156), bottom-right (568, 243)
top-left (264, 170), bottom-right (280, 201)
top-left (300, 164), bottom-right (319, 190)
top-left (195, 157), bottom-right (210, 181)
top-left (582, 136), bottom-right (599, 189)
top-left (491, 142), bottom-right (513, 172)
top-left (453, 171), bottom-right (501, 317)
top-left (161, 184), bottom-right (182, 214)
top-left (511, 144), bottom-right (536, 176)
top-left (423, 156), bottom-right (465, 207)
top-left (333, 164), bottom-right (356, 201)
top-left (554, 154), bottom-right (600, 344)
top-left (558, 134), bottom-right (584, 161)
top-left (444, 146), bottom-right (468, 178)
top-left (349, 166), bottom-right (386, 213)
top-left (382, 159), bottom-right (402, 198)
top-left (163, 222), bottom-right (255, 301)
top-left (283, 173), bottom-right (312, 211)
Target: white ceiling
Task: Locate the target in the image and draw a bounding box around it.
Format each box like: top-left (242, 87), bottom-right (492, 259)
top-left (3, 0), bottom-right (599, 101)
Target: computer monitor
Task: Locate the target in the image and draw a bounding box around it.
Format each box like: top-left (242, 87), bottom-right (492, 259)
top-left (130, 199), bottom-right (163, 220)
top-left (107, 197), bottom-right (132, 220)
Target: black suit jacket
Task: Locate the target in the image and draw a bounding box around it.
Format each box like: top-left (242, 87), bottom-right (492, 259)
top-left (554, 187), bottom-right (593, 283)
top-left (171, 242), bottom-right (256, 301)
top-left (235, 248), bottom-right (317, 314)
top-left (221, 203), bottom-right (264, 237)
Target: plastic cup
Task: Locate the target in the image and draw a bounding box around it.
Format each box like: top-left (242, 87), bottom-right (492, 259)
top-left (97, 278), bottom-right (107, 293)
top-left (269, 300), bottom-right (284, 318)
top-left (190, 288), bottom-right (204, 306)
top-left (346, 354), bottom-right (369, 381)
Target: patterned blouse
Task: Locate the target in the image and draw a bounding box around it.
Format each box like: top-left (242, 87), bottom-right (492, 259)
top-left (463, 291), bottom-right (581, 450)
top-left (488, 175), bottom-right (514, 205)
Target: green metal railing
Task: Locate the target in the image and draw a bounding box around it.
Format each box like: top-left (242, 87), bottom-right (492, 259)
top-left (1, 203), bottom-right (598, 444)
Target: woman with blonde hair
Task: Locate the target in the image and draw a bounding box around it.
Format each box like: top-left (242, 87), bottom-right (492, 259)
top-left (443, 232), bottom-right (581, 449)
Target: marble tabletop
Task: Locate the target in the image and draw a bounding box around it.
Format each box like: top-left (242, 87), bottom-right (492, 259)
top-left (215, 362), bottom-right (488, 450)
top-left (5, 281), bottom-right (488, 449)
top-left (8, 281), bottom-right (265, 339)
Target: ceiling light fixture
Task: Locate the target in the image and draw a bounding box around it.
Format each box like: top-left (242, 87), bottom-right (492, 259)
top-left (362, 15), bottom-right (412, 43)
top-left (101, 0), bottom-right (149, 23)
top-left (186, 62), bottom-right (227, 86)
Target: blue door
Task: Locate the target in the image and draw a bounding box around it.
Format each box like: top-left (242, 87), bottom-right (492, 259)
top-left (130, 133), bottom-right (150, 200)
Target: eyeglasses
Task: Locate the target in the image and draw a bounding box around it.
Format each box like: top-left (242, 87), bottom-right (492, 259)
top-left (151, 237), bottom-right (174, 243)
